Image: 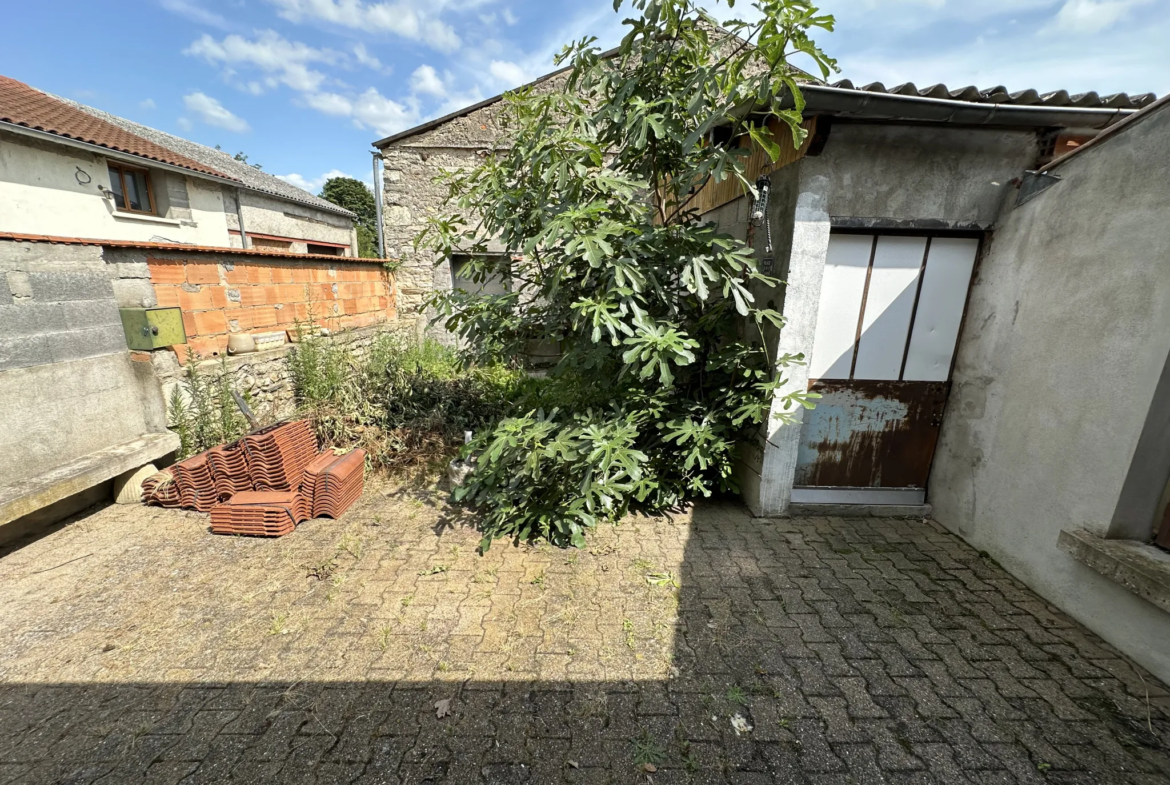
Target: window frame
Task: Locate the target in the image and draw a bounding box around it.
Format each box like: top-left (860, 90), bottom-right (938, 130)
top-left (107, 162), bottom-right (157, 216)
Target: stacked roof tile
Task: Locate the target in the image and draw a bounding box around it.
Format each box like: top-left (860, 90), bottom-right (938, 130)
top-left (303, 450), bottom-right (367, 519)
top-left (243, 421), bottom-right (318, 492)
top-left (142, 420), bottom-right (366, 537)
top-left (210, 491), bottom-right (312, 538)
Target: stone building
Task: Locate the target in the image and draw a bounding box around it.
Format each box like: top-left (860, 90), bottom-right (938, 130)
top-left (373, 70), bottom-right (571, 327)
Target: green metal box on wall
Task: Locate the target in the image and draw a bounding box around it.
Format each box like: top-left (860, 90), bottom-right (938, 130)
top-left (119, 307), bottom-right (186, 350)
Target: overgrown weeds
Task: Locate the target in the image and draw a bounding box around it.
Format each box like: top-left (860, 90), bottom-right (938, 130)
top-left (169, 352), bottom-right (249, 458)
top-left (289, 325), bottom-right (524, 472)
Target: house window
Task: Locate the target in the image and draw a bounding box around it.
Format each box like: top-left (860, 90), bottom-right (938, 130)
top-left (107, 164), bottom-right (156, 215)
top-left (307, 243), bottom-right (344, 256)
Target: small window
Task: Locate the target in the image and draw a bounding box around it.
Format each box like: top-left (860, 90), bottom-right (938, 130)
top-left (307, 243), bottom-right (343, 256)
top-left (107, 164), bottom-right (156, 214)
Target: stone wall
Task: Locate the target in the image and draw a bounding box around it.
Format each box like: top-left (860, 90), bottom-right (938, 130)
top-left (103, 248), bottom-right (396, 359)
top-left (149, 322), bottom-right (403, 425)
top-left (377, 71), bottom-right (570, 333)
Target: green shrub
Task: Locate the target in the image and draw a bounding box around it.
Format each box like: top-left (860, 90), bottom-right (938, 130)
top-left (422, 0), bottom-right (833, 549)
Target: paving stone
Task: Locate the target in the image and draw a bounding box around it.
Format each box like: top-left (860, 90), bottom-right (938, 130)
top-left (0, 497), bottom-right (1168, 783)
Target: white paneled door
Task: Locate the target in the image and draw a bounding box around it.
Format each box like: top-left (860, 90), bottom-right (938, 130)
top-left (794, 232), bottom-right (979, 502)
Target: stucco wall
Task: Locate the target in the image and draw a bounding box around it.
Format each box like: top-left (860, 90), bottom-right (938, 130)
top-left (0, 131), bottom-right (231, 246)
top-left (224, 189), bottom-right (357, 255)
top-left (799, 122), bottom-right (1038, 227)
top-left (928, 105), bottom-right (1170, 682)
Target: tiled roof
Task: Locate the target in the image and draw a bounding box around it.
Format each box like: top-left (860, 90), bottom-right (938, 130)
top-left (0, 76), bottom-right (235, 180)
top-left (827, 80), bottom-right (1157, 109)
top-left (56, 97), bottom-right (357, 219)
top-left (0, 232), bottom-right (381, 263)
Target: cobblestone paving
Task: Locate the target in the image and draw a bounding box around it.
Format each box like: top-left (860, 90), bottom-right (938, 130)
top-left (1, 482), bottom-right (1169, 784)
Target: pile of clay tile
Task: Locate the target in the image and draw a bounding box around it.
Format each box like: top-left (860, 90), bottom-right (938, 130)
top-left (143, 419), bottom-right (366, 538)
top-left (303, 449), bottom-right (366, 519)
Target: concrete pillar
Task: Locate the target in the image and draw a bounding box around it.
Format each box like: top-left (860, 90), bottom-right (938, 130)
top-left (750, 174), bottom-right (831, 516)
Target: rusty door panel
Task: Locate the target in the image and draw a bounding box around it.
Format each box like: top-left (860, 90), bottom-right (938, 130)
top-left (794, 380), bottom-right (949, 488)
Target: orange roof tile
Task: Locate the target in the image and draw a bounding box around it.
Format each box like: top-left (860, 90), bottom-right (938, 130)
top-left (0, 76), bottom-right (236, 180)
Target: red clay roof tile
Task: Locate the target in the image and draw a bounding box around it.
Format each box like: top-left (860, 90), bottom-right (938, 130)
top-left (0, 75), bottom-right (236, 180)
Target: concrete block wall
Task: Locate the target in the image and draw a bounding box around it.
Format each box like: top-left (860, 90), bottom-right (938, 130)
top-left (0, 244), bottom-right (126, 372)
top-left (0, 239), bottom-right (168, 483)
top-left (105, 249), bottom-right (397, 359)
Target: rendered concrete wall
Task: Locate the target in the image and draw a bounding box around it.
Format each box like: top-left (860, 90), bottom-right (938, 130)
top-left (226, 189), bottom-right (357, 256)
top-left (707, 122), bottom-right (1040, 515)
top-left (929, 104), bottom-right (1170, 683)
top-left (0, 131), bottom-right (230, 246)
top-left (0, 240), bottom-right (167, 483)
top-left (799, 122), bottom-right (1038, 227)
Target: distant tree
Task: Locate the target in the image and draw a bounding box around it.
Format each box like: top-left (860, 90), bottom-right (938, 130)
top-left (320, 177), bottom-right (379, 258)
top-left (213, 145), bottom-right (263, 170)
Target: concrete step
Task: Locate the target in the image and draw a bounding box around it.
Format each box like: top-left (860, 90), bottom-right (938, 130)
top-left (0, 432), bottom-right (179, 538)
top-left (786, 502), bottom-right (933, 518)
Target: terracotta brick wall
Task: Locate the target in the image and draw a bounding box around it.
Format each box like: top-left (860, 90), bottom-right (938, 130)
top-left (145, 254), bottom-right (396, 358)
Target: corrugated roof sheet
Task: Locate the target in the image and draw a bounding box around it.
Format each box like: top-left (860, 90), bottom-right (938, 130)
top-left (0, 76), bottom-right (235, 180)
top-left (828, 80), bottom-right (1157, 109)
top-left (56, 96), bottom-right (357, 219)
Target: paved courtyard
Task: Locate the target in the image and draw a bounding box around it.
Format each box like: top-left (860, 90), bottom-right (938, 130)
top-left (1, 479), bottom-right (1169, 784)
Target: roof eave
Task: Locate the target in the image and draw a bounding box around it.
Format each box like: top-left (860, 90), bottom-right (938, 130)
top-left (791, 84), bottom-right (1136, 129)
top-left (0, 120), bottom-right (242, 185)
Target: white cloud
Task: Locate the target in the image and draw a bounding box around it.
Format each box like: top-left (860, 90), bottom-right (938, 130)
top-left (139, 98), bottom-right (157, 110)
top-left (265, 0), bottom-right (464, 53)
top-left (297, 88), bottom-right (421, 136)
top-left (352, 88), bottom-right (422, 136)
top-left (159, 0), bottom-right (230, 29)
top-left (1041, 0), bottom-right (1154, 34)
top-left (352, 43), bottom-right (384, 70)
top-left (182, 92), bottom-right (251, 133)
top-left (276, 168), bottom-right (356, 193)
top-left (411, 64), bottom-right (447, 97)
top-left (502, 7), bottom-right (517, 25)
top-left (488, 60), bottom-right (531, 89)
top-left (185, 30), bottom-right (338, 93)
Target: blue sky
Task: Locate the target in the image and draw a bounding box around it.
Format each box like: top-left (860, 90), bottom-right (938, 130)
top-left (3, 0), bottom-right (1167, 195)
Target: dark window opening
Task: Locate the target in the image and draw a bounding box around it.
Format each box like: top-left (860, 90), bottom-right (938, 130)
top-left (107, 163), bottom-right (156, 215)
top-left (307, 243), bottom-right (344, 256)
top-left (450, 254), bottom-right (510, 296)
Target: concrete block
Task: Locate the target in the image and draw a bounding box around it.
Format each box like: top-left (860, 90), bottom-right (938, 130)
top-left (0, 334), bottom-right (53, 372)
top-left (29, 271), bottom-right (114, 302)
top-left (108, 261), bottom-right (152, 279)
top-left (0, 241), bottom-right (104, 270)
top-left (47, 324), bottom-right (126, 364)
top-left (0, 302), bottom-right (67, 337)
top-left (6, 272), bottom-right (32, 300)
top-left (62, 299), bottom-right (122, 330)
top-left (111, 278), bottom-right (158, 308)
